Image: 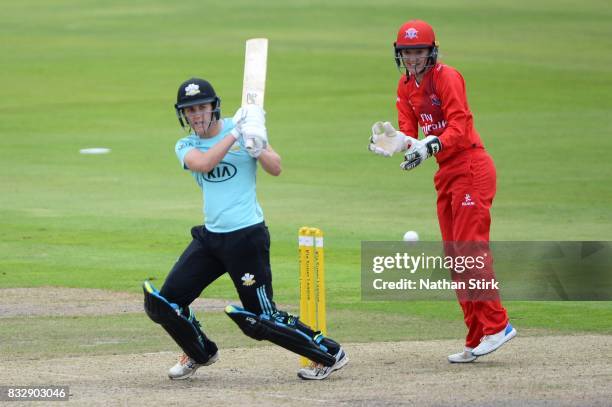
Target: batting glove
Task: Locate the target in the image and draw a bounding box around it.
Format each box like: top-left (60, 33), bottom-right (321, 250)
top-left (243, 134), bottom-right (268, 158)
top-left (400, 135), bottom-right (442, 171)
top-left (368, 121), bottom-right (410, 157)
top-left (239, 105), bottom-right (268, 157)
top-left (230, 105), bottom-right (268, 157)
top-left (230, 107), bottom-right (248, 140)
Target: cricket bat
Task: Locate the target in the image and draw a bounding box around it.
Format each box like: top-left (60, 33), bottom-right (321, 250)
top-left (241, 38), bottom-right (268, 152)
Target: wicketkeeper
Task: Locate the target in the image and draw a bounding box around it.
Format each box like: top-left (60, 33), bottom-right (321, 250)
top-left (368, 20), bottom-right (516, 362)
top-left (143, 78), bottom-right (348, 380)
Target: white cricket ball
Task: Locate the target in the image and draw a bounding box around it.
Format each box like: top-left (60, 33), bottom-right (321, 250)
top-left (403, 230), bottom-right (419, 242)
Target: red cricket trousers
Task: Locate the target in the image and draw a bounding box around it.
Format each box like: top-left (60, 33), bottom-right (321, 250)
top-left (434, 148), bottom-right (508, 348)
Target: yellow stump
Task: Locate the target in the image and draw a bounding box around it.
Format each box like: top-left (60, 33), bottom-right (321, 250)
top-left (313, 228), bottom-right (327, 336)
top-left (299, 226), bottom-right (326, 367)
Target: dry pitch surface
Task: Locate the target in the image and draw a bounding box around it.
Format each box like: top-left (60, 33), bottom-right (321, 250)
top-left (2, 288), bottom-right (611, 406)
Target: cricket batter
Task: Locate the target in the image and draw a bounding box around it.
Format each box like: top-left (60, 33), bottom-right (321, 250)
top-left (368, 20), bottom-right (516, 362)
top-left (143, 78), bottom-right (348, 380)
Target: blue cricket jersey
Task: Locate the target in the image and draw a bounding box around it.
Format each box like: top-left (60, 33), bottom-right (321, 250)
top-left (175, 118), bottom-right (264, 232)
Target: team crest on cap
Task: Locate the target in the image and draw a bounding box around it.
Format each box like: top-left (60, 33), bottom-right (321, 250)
top-left (185, 83), bottom-right (200, 96)
top-left (405, 28), bottom-right (418, 39)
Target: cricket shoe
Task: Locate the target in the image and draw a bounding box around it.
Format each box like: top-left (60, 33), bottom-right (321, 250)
top-left (448, 347), bottom-right (478, 363)
top-left (297, 347), bottom-right (349, 381)
top-left (168, 351), bottom-right (219, 380)
top-left (472, 323), bottom-right (517, 357)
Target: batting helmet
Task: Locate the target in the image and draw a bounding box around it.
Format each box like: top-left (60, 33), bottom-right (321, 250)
top-left (174, 78), bottom-right (221, 129)
top-left (393, 20), bottom-right (439, 73)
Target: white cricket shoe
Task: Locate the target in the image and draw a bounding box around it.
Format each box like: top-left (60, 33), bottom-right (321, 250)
top-left (448, 347), bottom-right (478, 363)
top-left (168, 351), bottom-right (219, 380)
top-left (472, 323), bottom-right (517, 357)
top-left (297, 347), bottom-right (349, 381)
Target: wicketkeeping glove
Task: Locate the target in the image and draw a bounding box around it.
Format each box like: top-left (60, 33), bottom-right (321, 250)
top-left (368, 121), bottom-right (410, 157)
top-left (400, 135), bottom-right (442, 171)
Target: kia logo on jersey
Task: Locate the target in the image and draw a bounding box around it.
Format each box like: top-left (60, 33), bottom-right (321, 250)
top-left (203, 162), bottom-right (237, 183)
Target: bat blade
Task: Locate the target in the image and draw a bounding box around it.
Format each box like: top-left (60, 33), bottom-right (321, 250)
top-left (241, 38), bottom-right (268, 152)
top-left (242, 38), bottom-right (268, 108)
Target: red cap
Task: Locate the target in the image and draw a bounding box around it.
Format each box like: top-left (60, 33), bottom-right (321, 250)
top-left (395, 20), bottom-right (436, 49)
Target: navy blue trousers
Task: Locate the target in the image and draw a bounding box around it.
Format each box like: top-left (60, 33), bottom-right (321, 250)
top-left (160, 222), bottom-right (276, 316)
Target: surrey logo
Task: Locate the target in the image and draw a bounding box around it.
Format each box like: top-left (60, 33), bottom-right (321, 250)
top-left (185, 83), bottom-right (200, 96)
top-left (462, 194), bottom-right (476, 207)
top-left (405, 28), bottom-right (418, 39)
top-left (241, 273), bottom-right (256, 286)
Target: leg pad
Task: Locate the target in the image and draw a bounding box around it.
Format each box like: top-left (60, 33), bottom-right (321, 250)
top-left (143, 281), bottom-right (216, 364)
top-left (225, 304), bottom-right (336, 366)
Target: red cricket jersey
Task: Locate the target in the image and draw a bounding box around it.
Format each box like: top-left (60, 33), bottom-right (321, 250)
top-left (396, 63), bottom-right (484, 164)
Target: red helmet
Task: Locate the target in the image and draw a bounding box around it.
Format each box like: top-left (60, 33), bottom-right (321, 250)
top-left (394, 20), bottom-right (439, 73)
top-left (395, 20), bottom-right (436, 49)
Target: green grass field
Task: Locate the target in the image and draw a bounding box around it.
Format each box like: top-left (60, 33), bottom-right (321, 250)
top-left (1, 0), bottom-right (611, 358)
